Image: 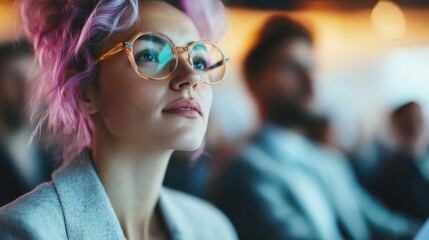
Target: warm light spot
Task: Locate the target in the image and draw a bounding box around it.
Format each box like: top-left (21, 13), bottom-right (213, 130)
top-left (0, 1), bottom-right (24, 43)
top-left (370, 0), bottom-right (407, 39)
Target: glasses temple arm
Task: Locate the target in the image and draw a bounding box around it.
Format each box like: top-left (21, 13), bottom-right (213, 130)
top-left (208, 57), bottom-right (230, 70)
top-left (95, 42), bottom-right (128, 63)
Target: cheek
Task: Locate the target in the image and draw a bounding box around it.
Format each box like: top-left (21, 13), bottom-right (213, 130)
top-left (260, 67), bottom-right (296, 95)
top-left (96, 62), bottom-right (167, 138)
top-left (94, 57), bottom-right (214, 150)
top-left (198, 84), bottom-right (213, 119)
top-left (274, 73), bottom-right (299, 93)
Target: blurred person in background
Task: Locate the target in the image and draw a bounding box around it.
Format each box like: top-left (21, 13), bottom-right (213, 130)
top-left (349, 124), bottom-right (389, 195)
top-left (372, 102), bottom-right (429, 220)
top-left (0, 39), bottom-right (55, 207)
top-left (163, 150), bottom-right (213, 198)
top-left (305, 115), bottom-right (336, 148)
top-left (210, 15), bottom-right (421, 240)
top-left (415, 219), bottom-right (429, 240)
top-left (305, 115), bottom-right (423, 239)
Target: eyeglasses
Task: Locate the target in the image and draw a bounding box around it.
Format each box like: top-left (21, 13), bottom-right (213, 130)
top-left (96, 31), bottom-right (230, 85)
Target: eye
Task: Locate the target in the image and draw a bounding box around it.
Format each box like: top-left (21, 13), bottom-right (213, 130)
top-left (192, 57), bottom-right (209, 71)
top-left (135, 49), bottom-right (159, 63)
top-left (277, 59), bottom-right (301, 75)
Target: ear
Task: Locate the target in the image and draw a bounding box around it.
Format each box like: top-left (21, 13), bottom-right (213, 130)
top-left (82, 84), bottom-right (98, 115)
top-left (64, 69), bottom-right (99, 115)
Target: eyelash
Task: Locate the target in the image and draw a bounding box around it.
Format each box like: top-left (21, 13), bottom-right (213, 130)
top-left (134, 49), bottom-right (159, 63)
top-left (192, 57), bottom-right (209, 70)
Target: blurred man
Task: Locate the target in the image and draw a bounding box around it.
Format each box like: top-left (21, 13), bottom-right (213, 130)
top-left (415, 219), bottom-right (429, 240)
top-left (210, 16), bottom-right (420, 240)
top-left (373, 102), bottom-right (429, 220)
top-left (0, 40), bottom-right (55, 206)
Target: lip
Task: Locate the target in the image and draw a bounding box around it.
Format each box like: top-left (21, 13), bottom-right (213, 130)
top-left (163, 98), bottom-right (203, 119)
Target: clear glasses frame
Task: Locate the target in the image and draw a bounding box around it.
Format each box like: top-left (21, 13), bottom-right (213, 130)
top-left (95, 31), bottom-right (230, 85)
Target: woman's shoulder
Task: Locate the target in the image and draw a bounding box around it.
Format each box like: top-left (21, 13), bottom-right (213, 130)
top-left (161, 187), bottom-right (238, 240)
top-left (0, 182), bottom-right (67, 239)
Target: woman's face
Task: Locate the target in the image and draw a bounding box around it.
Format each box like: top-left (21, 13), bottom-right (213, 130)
top-left (93, 1), bottom-right (213, 151)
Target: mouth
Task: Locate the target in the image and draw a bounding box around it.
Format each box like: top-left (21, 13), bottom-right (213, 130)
top-left (163, 98), bottom-right (203, 119)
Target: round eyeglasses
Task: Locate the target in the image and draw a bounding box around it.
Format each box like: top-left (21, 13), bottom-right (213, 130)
top-left (96, 31), bottom-right (230, 85)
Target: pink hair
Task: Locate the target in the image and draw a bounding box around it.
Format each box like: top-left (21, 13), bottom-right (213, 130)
top-left (21, 0), bottom-right (226, 162)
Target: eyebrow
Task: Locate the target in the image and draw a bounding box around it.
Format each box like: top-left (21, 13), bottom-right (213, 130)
top-left (127, 29), bottom-right (140, 40)
top-left (138, 35), bottom-right (166, 46)
top-left (126, 30), bottom-right (197, 47)
top-left (185, 41), bottom-right (194, 46)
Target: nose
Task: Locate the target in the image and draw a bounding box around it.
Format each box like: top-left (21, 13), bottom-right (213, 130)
top-left (170, 53), bottom-right (200, 91)
top-left (300, 69), bottom-right (314, 99)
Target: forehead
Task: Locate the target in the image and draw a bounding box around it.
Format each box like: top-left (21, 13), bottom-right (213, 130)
top-left (276, 38), bottom-right (315, 69)
top-left (101, 1), bottom-right (200, 52)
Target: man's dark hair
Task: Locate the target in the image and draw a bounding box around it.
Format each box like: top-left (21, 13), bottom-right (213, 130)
top-left (392, 101), bottom-right (420, 119)
top-left (390, 101), bottom-right (423, 138)
top-left (243, 15), bottom-right (312, 86)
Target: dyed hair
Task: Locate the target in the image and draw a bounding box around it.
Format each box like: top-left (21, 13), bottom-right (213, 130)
top-left (20, 0), bottom-right (227, 162)
top-left (243, 15), bottom-right (312, 87)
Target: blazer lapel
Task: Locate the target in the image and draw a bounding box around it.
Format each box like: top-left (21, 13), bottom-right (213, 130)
top-left (253, 127), bottom-right (344, 240)
top-left (158, 188), bottom-right (189, 240)
top-left (52, 150), bottom-right (126, 240)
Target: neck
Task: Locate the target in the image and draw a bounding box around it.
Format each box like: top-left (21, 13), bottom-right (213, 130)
top-left (267, 119), bottom-right (305, 136)
top-left (91, 131), bottom-right (173, 240)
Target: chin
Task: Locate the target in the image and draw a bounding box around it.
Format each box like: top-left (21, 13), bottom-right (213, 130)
top-left (168, 133), bottom-right (205, 152)
top-left (177, 138), bottom-right (204, 151)
top-left (161, 121), bottom-right (208, 151)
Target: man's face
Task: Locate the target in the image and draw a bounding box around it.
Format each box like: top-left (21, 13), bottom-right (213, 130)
top-left (0, 53), bottom-right (34, 129)
top-left (255, 38), bottom-right (316, 126)
top-left (392, 104), bottom-right (426, 150)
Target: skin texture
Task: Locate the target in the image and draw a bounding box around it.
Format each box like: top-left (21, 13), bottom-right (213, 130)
top-left (82, 1), bottom-right (213, 239)
top-left (252, 38), bottom-right (316, 129)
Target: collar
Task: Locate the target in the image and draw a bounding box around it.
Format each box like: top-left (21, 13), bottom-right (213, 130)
top-left (52, 150), bottom-right (184, 239)
top-left (53, 150), bottom-right (126, 239)
top-left (257, 122), bottom-right (315, 167)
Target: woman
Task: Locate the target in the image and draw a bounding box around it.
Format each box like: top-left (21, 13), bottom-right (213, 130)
top-left (0, 0), bottom-right (236, 239)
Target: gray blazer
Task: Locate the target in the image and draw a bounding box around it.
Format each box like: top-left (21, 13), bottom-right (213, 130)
top-left (0, 150), bottom-right (237, 240)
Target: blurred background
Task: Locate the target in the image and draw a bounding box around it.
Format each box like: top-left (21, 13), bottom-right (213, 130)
top-left (214, 0), bottom-right (429, 150)
top-left (1, 0), bottom-right (429, 238)
top-left (1, 0), bottom-right (428, 154)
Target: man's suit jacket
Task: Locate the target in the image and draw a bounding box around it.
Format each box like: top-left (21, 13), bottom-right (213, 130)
top-left (0, 143), bottom-right (55, 207)
top-left (415, 219), bottom-right (429, 240)
top-left (373, 150), bottom-right (429, 220)
top-left (0, 150), bottom-right (237, 240)
top-left (212, 123), bottom-right (419, 240)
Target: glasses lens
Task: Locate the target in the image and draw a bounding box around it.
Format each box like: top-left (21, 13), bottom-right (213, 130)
top-left (190, 42), bottom-right (226, 84)
top-left (132, 34), bottom-right (176, 79)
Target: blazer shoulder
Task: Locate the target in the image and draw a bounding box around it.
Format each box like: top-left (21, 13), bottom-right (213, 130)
top-left (162, 188), bottom-right (237, 240)
top-left (223, 143), bottom-right (279, 183)
top-left (0, 182), bottom-right (67, 239)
